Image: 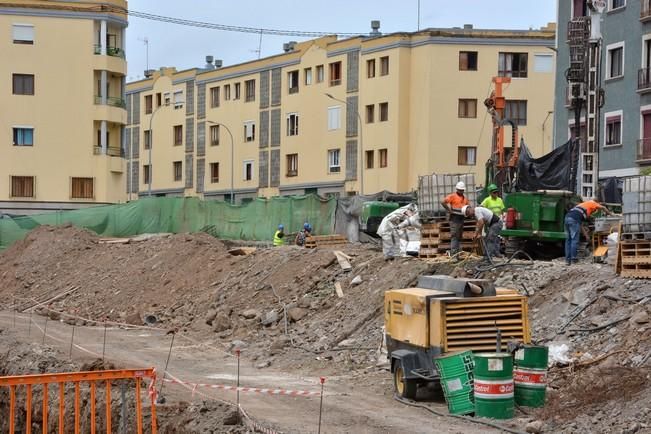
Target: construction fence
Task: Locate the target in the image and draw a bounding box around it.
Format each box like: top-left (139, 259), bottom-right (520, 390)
top-left (0, 195), bottom-right (337, 250)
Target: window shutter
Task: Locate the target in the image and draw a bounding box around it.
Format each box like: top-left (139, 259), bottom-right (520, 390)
top-left (13, 24), bottom-right (34, 42)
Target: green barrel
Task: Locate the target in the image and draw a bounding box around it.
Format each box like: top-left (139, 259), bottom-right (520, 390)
top-left (514, 345), bottom-right (548, 407)
top-left (434, 351), bottom-right (475, 415)
top-left (473, 353), bottom-right (514, 419)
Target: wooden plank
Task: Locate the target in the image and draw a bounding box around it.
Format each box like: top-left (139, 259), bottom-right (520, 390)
top-left (334, 282), bottom-right (344, 298)
top-left (333, 251), bottom-right (352, 271)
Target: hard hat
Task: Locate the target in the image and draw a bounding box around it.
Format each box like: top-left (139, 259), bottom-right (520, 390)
top-left (487, 184), bottom-right (498, 193)
top-left (456, 181), bottom-right (466, 191)
top-left (461, 205), bottom-right (470, 216)
top-left (303, 222), bottom-right (310, 230)
top-left (278, 224), bottom-right (284, 230)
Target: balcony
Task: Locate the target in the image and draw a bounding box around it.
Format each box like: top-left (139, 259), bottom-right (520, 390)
top-left (94, 146), bottom-right (124, 157)
top-left (95, 96), bottom-right (126, 109)
top-left (642, 0), bottom-right (651, 21)
top-left (638, 69), bottom-right (651, 93)
top-left (637, 138), bottom-right (651, 163)
top-left (93, 44), bottom-right (126, 58)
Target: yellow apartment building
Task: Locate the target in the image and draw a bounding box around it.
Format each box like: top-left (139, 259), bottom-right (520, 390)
top-left (0, 0), bottom-right (127, 214)
top-left (126, 24), bottom-right (556, 203)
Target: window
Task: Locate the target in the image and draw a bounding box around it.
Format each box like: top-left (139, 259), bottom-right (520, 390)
top-left (287, 113), bottom-right (299, 136)
top-left (610, 0), bottom-right (625, 10)
top-left (13, 24), bottom-right (34, 44)
top-left (210, 162), bottom-right (219, 183)
top-left (366, 104), bottom-right (375, 123)
top-left (13, 127), bottom-right (33, 146)
top-left (243, 160), bottom-right (254, 181)
top-left (210, 124), bottom-right (220, 146)
top-left (286, 154), bottom-right (298, 177)
top-left (534, 54), bottom-right (553, 73)
top-left (11, 176), bottom-right (34, 198)
top-left (380, 56), bottom-right (389, 76)
top-left (173, 161), bottom-right (182, 181)
top-left (458, 147), bottom-right (477, 165)
top-left (498, 52), bottom-right (528, 78)
top-left (366, 150), bottom-right (374, 169)
top-left (458, 99), bottom-right (478, 118)
top-left (245, 79), bottom-right (255, 102)
top-left (143, 165), bottom-right (151, 184)
top-left (505, 100), bottom-right (528, 125)
top-left (288, 70), bottom-right (299, 94)
top-left (224, 84), bottom-right (231, 101)
top-left (367, 59), bottom-right (376, 78)
top-left (145, 95), bottom-right (153, 114)
top-left (329, 61), bottom-right (342, 86)
top-left (328, 149), bottom-right (341, 173)
top-left (605, 114), bottom-right (622, 146)
top-left (244, 121), bottom-right (256, 142)
top-left (173, 125), bottom-right (183, 146)
top-left (459, 51), bottom-right (478, 71)
top-left (173, 90), bottom-right (183, 109)
top-left (316, 65), bottom-right (324, 83)
top-left (304, 68), bottom-right (312, 85)
top-left (234, 83), bottom-right (241, 100)
top-left (12, 74), bottom-right (34, 95)
top-left (71, 177), bottom-right (93, 199)
top-left (144, 130), bottom-right (152, 150)
top-left (210, 86), bottom-right (220, 108)
top-left (163, 92), bottom-right (171, 105)
top-left (156, 92), bottom-right (162, 107)
top-left (607, 44), bottom-right (624, 79)
top-left (379, 102), bottom-right (389, 122)
top-left (327, 106), bottom-right (341, 130)
top-left (379, 149), bottom-right (388, 168)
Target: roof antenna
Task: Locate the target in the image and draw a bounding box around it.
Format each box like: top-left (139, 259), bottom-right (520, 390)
top-left (138, 37), bottom-right (149, 70)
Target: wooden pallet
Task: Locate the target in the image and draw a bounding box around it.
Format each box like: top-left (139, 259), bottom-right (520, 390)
top-left (304, 234), bottom-right (348, 249)
top-left (618, 236), bottom-right (651, 278)
top-left (620, 232), bottom-right (651, 241)
top-left (439, 231), bottom-right (476, 241)
top-left (419, 222), bottom-right (441, 258)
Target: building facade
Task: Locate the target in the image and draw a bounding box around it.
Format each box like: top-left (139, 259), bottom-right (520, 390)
top-left (554, 0), bottom-right (651, 180)
top-left (126, 25), bottom-right (556, 202)
top-left (0, 0), bottom-right (128, 214)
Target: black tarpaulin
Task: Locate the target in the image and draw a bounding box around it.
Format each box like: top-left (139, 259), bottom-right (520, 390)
top-left (516, 140), bottom-right (572, 191)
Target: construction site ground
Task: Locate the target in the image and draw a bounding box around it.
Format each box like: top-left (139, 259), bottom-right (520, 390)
top-left (0, 225), bottom-right (649, 433)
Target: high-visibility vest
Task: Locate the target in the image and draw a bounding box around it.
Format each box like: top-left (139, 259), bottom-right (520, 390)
top-left (273, 230), bottom-right (285, 246)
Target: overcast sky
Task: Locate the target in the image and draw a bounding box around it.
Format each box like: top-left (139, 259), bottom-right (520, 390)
top-left (125, 0), bottom-right (557, 81)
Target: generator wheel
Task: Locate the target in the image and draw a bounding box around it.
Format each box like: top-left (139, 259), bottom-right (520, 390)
top-left (394, 363), bottom-right (417, 399)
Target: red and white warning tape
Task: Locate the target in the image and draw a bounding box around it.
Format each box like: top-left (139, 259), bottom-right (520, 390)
top-left (161, 377), bottom-right (321, 398)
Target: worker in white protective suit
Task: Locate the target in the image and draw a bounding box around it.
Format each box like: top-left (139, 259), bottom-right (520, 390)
top-left (376, 204), bottom-right (420, 259)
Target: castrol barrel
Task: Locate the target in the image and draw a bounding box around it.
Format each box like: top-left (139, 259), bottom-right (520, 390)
top-left (473, 353), bottom-right (514, 419)
top-left (514, 345), bottom-right (548, 407)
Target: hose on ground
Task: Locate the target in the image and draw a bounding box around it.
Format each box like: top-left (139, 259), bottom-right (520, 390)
top-left (393, 394), bottom-right (527, 434)
top-left (473, 237), bottom-right (535, 274)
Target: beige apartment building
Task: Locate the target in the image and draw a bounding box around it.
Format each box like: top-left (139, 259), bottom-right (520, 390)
top-left (127, 25), bottom-right (556, 203)
top-left (0, 0), bottom-right (127, 214)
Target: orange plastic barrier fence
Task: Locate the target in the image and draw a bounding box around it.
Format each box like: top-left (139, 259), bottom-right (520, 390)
top-left (0, 368), bottom-right (157, 434)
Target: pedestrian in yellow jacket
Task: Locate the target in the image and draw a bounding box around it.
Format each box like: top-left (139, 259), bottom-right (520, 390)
top-left (273, 224), bottom-right (285, 246)
top-left (480, 184), bottom-right (505, 216)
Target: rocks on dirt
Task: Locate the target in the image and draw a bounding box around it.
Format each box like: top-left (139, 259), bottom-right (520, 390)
top-left (269, 336), bottom-right (291, 355)
top-left (240, 309), bottom-right (259, 320)
top-left (205, 309), bottom-right (217, 325)
top-left (212, 313), bottom-right (232, 333)
top-left (631, 310), bottom-right (649, 324)
top-left (229, 340), bottom-right (248, 351)
top-left (255, 360), bottom-right (271, 369)
top-left (261, 310), bottom-right (279, 326)
top-left (350, 275), bottom-right (363, 286)
top-left (525, 420), bottom-right (544, 433)
top-left (125, 312), bottom-right (142, 325)
top-left (287, 307), bottom-right (308, 322)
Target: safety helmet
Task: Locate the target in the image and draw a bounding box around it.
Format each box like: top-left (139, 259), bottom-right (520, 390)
top-left (461, 205), bottom-right (471, 216)
top-left (303, 222), bottom-right (311, 230)
top-left (278, 224), bottom-right (284, 230)
top-left (487, 184), bottom-right (498, 193)
top-left (456, 181), bottom-right (466, 191)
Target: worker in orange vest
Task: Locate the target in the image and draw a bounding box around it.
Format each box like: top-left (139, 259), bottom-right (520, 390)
top-left (441, 182), bottom-right (470, 256)
top-left (564, 199), bottom-right (613, 265)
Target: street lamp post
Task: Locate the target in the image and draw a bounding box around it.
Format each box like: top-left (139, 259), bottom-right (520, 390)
top-left (207, 121), bottom-right (235, 204)
top-left (325, 93), bottom-right (364, 195)
top-left (147, 102), bottom-right (169, 197)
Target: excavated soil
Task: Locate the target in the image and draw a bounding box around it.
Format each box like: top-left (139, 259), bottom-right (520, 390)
top-left (0, 225), bottom-right (650, 433)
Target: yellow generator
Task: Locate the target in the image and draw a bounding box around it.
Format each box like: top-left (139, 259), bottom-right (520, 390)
top-left (385, 275), bottom-right (530, 399)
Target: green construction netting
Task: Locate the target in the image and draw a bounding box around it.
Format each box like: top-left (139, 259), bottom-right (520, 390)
top-left (0, 195), bottom-right (337, 250)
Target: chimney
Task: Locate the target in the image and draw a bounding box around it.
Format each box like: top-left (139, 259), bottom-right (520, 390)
top-left (204, 55), bottom-right (216, 70)
top-left (144, 69), bottom-right (154, 78)
top-left (463, 24), bottom-right (473, 30)
top-left (283, 43), bottom-right (290, 52)
top-left (214, 59), bottom-right (223, 68)
top-left (370, 20), bottom-right (381, 36)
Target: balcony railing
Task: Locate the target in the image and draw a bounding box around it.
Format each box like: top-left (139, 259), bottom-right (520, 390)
top-left (639, 68), bottom-right (651, 92)
top-left (642, 0), bottom-right (651, 20)
top-left (94, 96), bottom-right (126, 109)
top-left (637, 138), bottom-right (651, 162)
top-left (93, 146), bottom-right (124, 157)
top-left (93, 44), bottom-right (126, 58)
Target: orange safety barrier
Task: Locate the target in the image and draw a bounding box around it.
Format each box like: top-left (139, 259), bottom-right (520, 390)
top-left (0, 368), bottom-right (158, 434)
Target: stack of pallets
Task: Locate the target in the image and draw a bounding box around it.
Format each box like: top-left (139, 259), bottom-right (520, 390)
top-left (618, 232), bottom-right (651, 278)
top-left (419, 222), bottom-right (441, 258)
top-left (437, 220), bottom-right (478, 254)
top-left (304, 234), bottom-right (348, 249)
